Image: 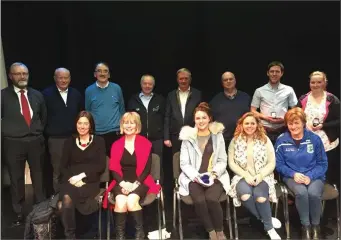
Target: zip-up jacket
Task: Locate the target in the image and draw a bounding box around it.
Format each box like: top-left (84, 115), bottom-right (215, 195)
top-left (297, 92), bottom-right (340, 142)
top-left (275, 129), bottom-right (328, 181)
top-left (127, 93), bottom-right (165, 141)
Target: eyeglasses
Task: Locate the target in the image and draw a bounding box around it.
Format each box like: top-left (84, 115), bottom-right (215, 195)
top-left (95, 69), bottom-right (109, 74)
top-left (11, 72), bottom-right (29, 77)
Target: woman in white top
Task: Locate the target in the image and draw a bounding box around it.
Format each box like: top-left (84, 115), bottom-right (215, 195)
top-left (228, 112), bottom-right (280, 239)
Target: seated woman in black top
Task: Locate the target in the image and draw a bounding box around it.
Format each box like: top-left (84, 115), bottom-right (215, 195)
top-left (105, 112), bottom-right (160, 240)
top-left (59, 111), bottom-right (106, 239)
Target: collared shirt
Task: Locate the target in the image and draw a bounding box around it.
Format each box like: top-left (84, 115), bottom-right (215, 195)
top-left (96, 81), bottom-right (109, 89)
top-left (13, 85), bottom-right (33, 118)
top-left (251, 82), bottom-right (297, 128)
top-left (224, 89), bottom-right (238, 100)
top-left (57, 87), bottom-right (68, 105)
top-left (178, 87), bottom-right (190, 118)
top-left (139, 92), bottom-right (154, 111)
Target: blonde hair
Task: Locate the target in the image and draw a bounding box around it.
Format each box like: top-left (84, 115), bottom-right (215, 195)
top-left (119, 112), bottom-right (142, 135)
top-left (233, 112), bottom-right (267, 143)
top-left (284, 107), bottom-right (306, 125)
top-left (309, 71), bottom-right (328, 90)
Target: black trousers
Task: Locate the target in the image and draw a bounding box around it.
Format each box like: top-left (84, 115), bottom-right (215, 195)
top-left (98, 131), bottom-right (122, 158)
top-left (151, 139), bottom-right (164, 183)
top-left (48, 137), bottom-right (68, 193)
top-left (4, 136), bottom-right (46, 214)
top-left (170, 134), bottom-right (182, 156)
top-left (189, 181), bottom-right (225, 232)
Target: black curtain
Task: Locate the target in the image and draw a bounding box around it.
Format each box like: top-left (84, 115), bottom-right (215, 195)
top-left (2, 1), bottom-right (340, 102)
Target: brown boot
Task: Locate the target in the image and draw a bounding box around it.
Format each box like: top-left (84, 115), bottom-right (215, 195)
top-left (301, 225), bottom-right (311, 240)
top-left (312, 225), bottom-right (320, 240)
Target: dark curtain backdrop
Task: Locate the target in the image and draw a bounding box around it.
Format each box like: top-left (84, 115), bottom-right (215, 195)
top-left (2, 1), bottom-right (340, 102)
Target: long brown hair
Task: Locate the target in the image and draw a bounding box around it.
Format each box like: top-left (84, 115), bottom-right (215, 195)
top-left (233, 112), bottom-right (267, 143)
top-left (75, 111), bottom-right (95, 135)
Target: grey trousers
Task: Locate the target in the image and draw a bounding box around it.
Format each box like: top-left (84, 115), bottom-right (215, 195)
top-left (48, 137), bottom-right (68, 193)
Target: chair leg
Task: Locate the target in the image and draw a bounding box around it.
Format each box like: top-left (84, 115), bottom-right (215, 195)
top-left (160, 189), bottom-right (166, 229)
top-left (275, 201), bottom-right (278, 219)
top-left (107, 206), bottom-right (111, 240)
top-left (226, 197), bottom-right (233, 239)
top-left (157, 194), bottom-right (163, 240)
top-left (334, 184), bottom-right (340, 240)
top-left (98, 200), bottom-right (102, 240)
top-left (321, 200), bottom-right (326, 216)
top-left (177, 192), bottom-right (184, 240)
top-left (173, 189), bottom-right (177, 230)
top-left (281, 185), bottom-right (290, 239)
top-left (233, 205), bottom-right (238, 240)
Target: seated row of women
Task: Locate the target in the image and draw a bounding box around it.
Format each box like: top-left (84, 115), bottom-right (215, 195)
top-left (58, 104), bottom-right (329, 240)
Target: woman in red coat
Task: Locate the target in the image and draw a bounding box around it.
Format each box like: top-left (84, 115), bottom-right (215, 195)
top-left (104, 112), bottom-right (161, 240)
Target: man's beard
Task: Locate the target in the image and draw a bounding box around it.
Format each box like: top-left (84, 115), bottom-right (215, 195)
top-left (15, 80), bottom-right (28, 89)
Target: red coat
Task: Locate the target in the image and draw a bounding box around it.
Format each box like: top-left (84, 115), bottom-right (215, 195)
top-left (103, 134), bottom-right (161, 208)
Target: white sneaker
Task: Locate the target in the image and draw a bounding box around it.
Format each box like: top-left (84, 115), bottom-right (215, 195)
top-left (272, 217), bottom-right (282, 229)
top-left (267, 228), bottom-right (281, 240)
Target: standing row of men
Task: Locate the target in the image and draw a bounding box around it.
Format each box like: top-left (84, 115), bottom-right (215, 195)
top-left (2, 61), bottom-right (297, 226)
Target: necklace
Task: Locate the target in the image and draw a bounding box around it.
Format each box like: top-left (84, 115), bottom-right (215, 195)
top-left (78, 135), bottom-right (92, 147)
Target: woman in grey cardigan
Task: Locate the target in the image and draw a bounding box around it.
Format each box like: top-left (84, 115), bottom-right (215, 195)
top-left (178, 102), bottom-right (230, 240)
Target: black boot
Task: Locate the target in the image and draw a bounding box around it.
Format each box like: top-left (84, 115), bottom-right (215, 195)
top-left (115, 212), bottom-right (127, 240)
top-left (312, 225), bottom-right (320, 240)
top-left (131, 210), bottom-right (145, 240)
top-left (301, 225), bottom-right (311, 240)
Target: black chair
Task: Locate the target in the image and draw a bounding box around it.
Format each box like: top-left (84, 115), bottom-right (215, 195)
top-left (280, 182), bottom-right (340, 239)
top-left (107, 153), bottom-right (166, 239)
top-left (172, 152), bottom-right (233, 240)
top-left (95, 156), bottom-right (110, 240)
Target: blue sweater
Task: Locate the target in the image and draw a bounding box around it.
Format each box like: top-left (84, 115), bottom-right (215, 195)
top-left (275, 129), bottom-right (328, 181)
top-left (85, 82), bottom-right (125, 134)
top-left (42, 85), bottom-right (83, 137)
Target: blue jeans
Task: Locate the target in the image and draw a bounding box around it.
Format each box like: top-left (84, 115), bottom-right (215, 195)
top-left (283, 177), bottom-right (324, 226)
top-left (236, 179), bottom-right (273, 231)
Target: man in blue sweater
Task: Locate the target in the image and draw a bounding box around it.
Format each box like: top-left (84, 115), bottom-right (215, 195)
top-left (42, 68), bottom-right (83, 193)
top-left (210, 71), bottom-right (251, 150)
top-left (85, 62), bottom-right (125, 157)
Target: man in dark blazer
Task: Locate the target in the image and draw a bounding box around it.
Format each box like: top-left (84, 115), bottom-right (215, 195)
top-left (127, 74), bottom-right (166, 181)
top-left (164, 68), bottom-right (202, 155)
top-left (1, 62), bottom-right (47, 226)
top-left (42, 68), bottom-right (83, 194)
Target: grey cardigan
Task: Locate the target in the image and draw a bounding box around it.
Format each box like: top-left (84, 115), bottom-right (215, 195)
top-left (178, 122), bottom-right (230, 196)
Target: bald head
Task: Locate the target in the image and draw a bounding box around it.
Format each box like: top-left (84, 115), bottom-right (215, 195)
top-left (9, 62), bottom-right (29, 89)
top-left (221, 71), bottom-right (236, 90)
top-left (54, 67), bottom-right (71, 91)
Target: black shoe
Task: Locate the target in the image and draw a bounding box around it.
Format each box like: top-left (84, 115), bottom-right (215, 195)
top-left (301, 225), bottom-right (311, 240)
top-left (12, 214), bottom-right (24, 227)
top-left (312, 225), bottom-right (320, 240)
top-left (115, 212), bottom-right (127, 240)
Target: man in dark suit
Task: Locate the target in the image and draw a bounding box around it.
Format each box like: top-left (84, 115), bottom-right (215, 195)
top-left (164, 68), bottom-right (202, 155)
top-left (42, 68), bottom-right (83, 194)
top-left (1, 62), bottom-right (47, 226)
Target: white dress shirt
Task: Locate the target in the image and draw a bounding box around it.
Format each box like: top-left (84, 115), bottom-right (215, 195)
top-left (58, 87), bottom-right (68, 105)
top-left (178, 87), bottom-right (190, 118)
top-left (13, 85), bottom-right (33, 118)
top-left (139, 92), bottom-right (153, 111)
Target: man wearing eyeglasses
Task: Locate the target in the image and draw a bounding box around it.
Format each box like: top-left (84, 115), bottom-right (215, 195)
top-left (209, 71), bottom-right (251, 150)
top-left (1, 62), bottom-right (47, 226)
top-left (251, 61), bottom-right (298, 145)
top-left (85, 62), bottom-right (125, 157)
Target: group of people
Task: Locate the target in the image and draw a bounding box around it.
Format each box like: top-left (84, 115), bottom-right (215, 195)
top-left (1, 60), bottom-right (339, 240)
